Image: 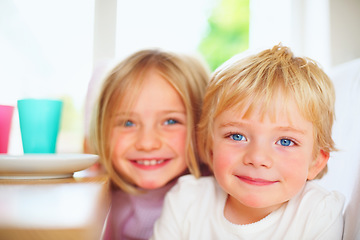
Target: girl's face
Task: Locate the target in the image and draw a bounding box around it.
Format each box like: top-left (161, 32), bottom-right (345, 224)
top-left (211, 97), bottom-right (328, 224)
top-left (110, 70), bottom-right (188, 190)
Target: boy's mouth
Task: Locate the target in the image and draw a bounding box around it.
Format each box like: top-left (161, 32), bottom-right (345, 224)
top-left (236, 175), bottom-right (278, 186)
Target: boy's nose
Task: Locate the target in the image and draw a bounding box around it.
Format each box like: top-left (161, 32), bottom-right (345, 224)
top-left (243, 143), bottom-right (273, 168)
top-left (134, 127), bottom-right (162, 151)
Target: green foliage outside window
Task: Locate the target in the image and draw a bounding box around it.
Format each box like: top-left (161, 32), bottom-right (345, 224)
top-left (199, 0), bottom-right (249, 71)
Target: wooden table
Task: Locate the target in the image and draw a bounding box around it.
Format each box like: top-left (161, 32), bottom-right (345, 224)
top-left (0, 168), bottom-right (110, 240)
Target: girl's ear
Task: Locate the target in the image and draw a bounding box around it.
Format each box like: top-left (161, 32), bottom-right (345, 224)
top-left (307, 150), bottom-right (329, 180)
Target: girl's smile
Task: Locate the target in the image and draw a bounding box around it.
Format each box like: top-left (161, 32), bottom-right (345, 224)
top-left (131, 159), bottom-right (167, 167)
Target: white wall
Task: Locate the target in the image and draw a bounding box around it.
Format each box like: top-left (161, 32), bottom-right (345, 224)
top-left (249, 0), bottom-right (360, 70)
top-left (329, 0), bottom-right (360, 66)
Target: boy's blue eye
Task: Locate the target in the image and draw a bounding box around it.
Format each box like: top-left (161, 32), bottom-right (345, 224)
top-left (230, 134), bottom-right (245, 141)
top-left (124, 120), bottom-right (135, 127)
top-left (277, 139), bottom-right (294, 146)
top-left (164, 119), bottom-right (178, 125)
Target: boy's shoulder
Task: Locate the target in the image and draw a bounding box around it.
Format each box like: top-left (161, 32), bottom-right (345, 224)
top-left (173, 175), bottom-right (219, 193)
top-left (277, 181), bottom-right (345, 239)
top-left (168, 175), bottom-right (225, 205)
top-left (289, 181), bottom-right (345, 222)
top-left (301, 180), bottom-right (345, 203)
top-left (177, 174), bottom-right (216, 185)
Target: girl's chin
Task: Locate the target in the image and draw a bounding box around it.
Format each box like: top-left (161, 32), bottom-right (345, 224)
top-left (136, 180), bottom-right (168, 190)
top-left (133, 172), bottom-right (186, 190)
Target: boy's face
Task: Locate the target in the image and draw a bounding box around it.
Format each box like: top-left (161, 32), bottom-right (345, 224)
top-left (212, 97), bottom-right (328, 220)
top-left (110, 69), bottom-right (188, 190)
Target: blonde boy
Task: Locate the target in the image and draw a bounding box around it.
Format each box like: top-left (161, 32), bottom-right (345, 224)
top-left (152, 45), bottom-right (344, 239)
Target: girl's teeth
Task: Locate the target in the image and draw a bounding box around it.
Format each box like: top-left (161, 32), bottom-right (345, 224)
top-left (137, 160), bottom-right (164, 166)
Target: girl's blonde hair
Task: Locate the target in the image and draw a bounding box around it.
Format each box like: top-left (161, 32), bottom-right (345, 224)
top-left (197, 44), bottom-right (335, 179)
top-left (90, 49), bottom-right (209, 193)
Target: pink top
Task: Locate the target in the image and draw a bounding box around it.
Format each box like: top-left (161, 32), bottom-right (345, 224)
top-left (103, 181), bottom-right (177, 240)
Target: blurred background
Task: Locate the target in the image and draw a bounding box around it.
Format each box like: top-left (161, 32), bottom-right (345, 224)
top-left (1, 0), bottom-right (359, 154)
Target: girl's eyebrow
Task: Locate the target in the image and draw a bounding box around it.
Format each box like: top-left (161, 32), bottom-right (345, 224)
top-left (113, 112), bottom-right (135, 117)
top-left (161, 110), bottom-right (186, 114)
top-left (113, 110), bottom-right (186, 118)
top-left (115, 110), bottom-right (186, 115)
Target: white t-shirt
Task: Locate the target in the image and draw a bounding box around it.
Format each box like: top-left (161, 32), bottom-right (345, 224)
top-left (151, 175), bottom-right (344, 240)
top-left (343, 158), bottom-right (360, 240)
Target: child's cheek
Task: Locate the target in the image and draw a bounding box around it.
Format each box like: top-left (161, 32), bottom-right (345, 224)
top-left (164, 129), bottom-right (187, 154)
top-left (212, 148), bottom-right (234, 173)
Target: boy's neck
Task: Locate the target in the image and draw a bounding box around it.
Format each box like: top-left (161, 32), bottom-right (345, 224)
top-left (224, 194), bottom-right (283, 225)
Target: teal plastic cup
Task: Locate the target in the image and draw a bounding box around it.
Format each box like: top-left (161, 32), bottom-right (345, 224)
top-left (17, 99), bottom-right (63, 154)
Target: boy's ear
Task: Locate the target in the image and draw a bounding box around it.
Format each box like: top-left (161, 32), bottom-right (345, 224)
top-left (307, 150), bottom-right (329, 180)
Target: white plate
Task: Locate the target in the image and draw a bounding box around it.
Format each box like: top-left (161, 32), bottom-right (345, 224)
top-left (0, 153), bottom-right (99, 179)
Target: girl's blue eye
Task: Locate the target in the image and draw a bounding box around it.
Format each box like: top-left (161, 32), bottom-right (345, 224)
top-left (124, 120), bottom-right (135, 127)
top-left (230, 134), bottom-right (245, 141)
top-left (164, 119), bottom-right (178, 125)
top-left (277, 139), bottom-right (294, 146)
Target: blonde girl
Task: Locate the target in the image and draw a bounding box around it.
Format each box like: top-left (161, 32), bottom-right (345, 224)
top-left (90, 49), bottom-right (209, 239)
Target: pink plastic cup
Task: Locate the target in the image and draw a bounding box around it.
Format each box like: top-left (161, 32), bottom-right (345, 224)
top-left (0, 105), bottom-right (14, 153)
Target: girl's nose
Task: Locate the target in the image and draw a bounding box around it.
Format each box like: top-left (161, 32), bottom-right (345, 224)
top-left (134, 127), bottom-right (162, 151)
top-left (243, 143), bottom-right (273, 168)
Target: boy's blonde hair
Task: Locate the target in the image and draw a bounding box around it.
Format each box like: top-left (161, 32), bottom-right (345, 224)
top-left (197, 44), bottom-right (335, 179)
top-left (90, 49), bottom-right (209, 193)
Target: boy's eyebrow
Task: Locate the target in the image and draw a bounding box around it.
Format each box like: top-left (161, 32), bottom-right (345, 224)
top-left (218, 122), bottom-right (245, 128)
top-left (275, 126), bottom-right (307, 135)
top-left (219, 122), bottom-right (307, 135)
